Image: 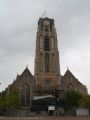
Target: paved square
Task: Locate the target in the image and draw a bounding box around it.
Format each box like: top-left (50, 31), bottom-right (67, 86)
top-left (0, 117), bottom-right (90, 120)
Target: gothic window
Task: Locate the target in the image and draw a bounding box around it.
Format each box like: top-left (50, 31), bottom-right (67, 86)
top-left (52, 53), bottom-right (55, 72)
top-left (45, 53), bottom-right (50, 72)
top-left (21, 84), bottom-right (30, 107)
top-left (66, 83), bottom-right (75, 92)
top-left (43, 80), bottom-right (51, 91)
top-left (39, 36), bottom-right (43, 49)
top-left (40, 53), bottom-right (43, 72)
top-left (51, 37), bottom-right (55, 49)
top-left (44, 35), bottom-right (50, 51)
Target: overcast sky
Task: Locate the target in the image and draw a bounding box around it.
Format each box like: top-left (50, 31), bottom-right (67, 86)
top-left (0, 0), bottom-right (90, 93)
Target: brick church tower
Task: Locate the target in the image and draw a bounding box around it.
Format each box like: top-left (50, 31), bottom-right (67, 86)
top-left (34, 17), bottom-right (61, 95)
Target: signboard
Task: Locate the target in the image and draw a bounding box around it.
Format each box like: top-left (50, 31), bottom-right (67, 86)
top-left (76, 108), bottom-right (89, 116)
top-left (48, 105), bottom-right (55, 111)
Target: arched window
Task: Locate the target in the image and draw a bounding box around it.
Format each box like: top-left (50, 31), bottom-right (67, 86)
top-left (66, 83), bottom-right (75, 91)
top-left (51, 37), bottom-right (55, 49)
top-left (39, 36), bottom-right (43, 49)
top-left (45, 53), bottom-right (50, 72)
top-left (21, 84), bottom-right (30, 107)
top-left (44, 35), bottom-right (50, 51)
top-left (40, 53), bottom-right (43, 72)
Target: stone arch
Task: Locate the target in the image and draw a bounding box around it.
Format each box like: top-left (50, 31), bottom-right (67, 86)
top-left (66, 83), bottom-right (75, 92)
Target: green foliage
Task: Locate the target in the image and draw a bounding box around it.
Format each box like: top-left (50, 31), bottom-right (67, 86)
top-left (6, 93), bottom-right (19, 109)
top-left (79, 94), bottom-right (90, 108)
top-left (65, 90), bottom-right (90, 109)
top-left (65, 90), bottom-right (82, 109)
top-left (0, 96), bottom-right (6, 109)
top-left (0, 90), bottom-right (20, 111)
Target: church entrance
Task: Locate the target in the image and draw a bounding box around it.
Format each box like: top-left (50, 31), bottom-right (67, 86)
top-left (48, 102), bottom-right (55, 116)
top-left (49, 110), bottom-right (54, 116)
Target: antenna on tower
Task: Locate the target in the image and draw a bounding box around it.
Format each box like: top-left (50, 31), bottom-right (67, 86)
top-left (41, 9), bottom-right (46, 18)
top-left (67, 66), bottom-right (69, 70)
top-left (26, 65), bottom-right (28, 68)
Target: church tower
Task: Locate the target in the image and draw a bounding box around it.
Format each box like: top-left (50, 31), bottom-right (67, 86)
top-left (34, 17), bottom-right (61, 95)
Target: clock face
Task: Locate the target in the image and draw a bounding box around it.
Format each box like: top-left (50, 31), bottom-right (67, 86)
top-left (44, 20), bottom-right (50, 26)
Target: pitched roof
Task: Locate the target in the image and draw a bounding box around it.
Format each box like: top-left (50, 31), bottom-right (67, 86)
top-left (21, 67), bottom-right (33, 77)
top-left (15, 67), bottom-right (34, 82)
top-left (63, 69), bottom-right (76, 80)
top-left (62, 69), bottom-right (87, 90)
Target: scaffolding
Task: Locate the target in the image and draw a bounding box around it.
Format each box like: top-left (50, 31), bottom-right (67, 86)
top-left (31, 85), bottom-right (65, 112)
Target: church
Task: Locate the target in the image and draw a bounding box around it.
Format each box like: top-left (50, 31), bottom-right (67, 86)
top-left (5, 17), bottom-right (87, 112)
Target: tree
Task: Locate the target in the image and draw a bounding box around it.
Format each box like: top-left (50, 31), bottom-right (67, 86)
top-left (79, 94), bottom-right (90, 109)
top-left (5, 90), bottom-right (20, 110)
top-left (65, 90), bottom-right (82, 109)
top-left (0, 90), bottom-right (20, 115)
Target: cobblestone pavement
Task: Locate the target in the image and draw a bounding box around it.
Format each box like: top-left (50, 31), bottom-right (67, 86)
top-left (0, 117), bottom-right (90, 120)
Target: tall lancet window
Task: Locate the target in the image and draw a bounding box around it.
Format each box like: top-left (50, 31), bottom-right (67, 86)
top-left (45, 53), bottom-right (50, 72)
top-left (51, 37), bottom-right (55, 49)
top-left (21, 84), bottom-right (30, 107)
top-left (44, 35), bottom-right (50, 51)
